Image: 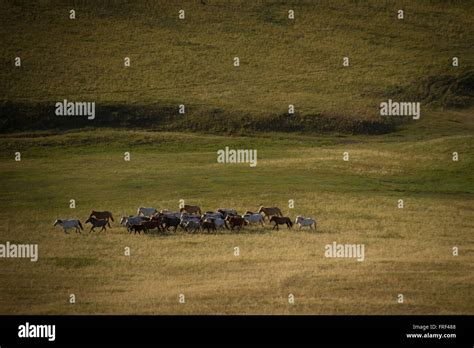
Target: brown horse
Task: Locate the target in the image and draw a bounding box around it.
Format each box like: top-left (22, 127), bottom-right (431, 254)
top-left (258, 206), bottom-right (283, 221)
top-left (180, 204), bottom-right (202, 215)
top-left (85, 216), bottom-right (110, 233)
top-left (225, 215), bottom-right (247, 231)
top-left (89, 210), bottom-right (114, 222)
top-left (270, 216), bottom-right (293, 230)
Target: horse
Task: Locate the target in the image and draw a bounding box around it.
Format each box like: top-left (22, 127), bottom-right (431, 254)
top-left (137, 207), bottom-right (157, 217)
top-left (159, 210), bottom-right (181, 219)
top-left (53, 219), bottom-right (83, 234)
top-left (180, 214), bottom-right (201, 230)
top-left (89, 211), bottom-right (114, 222)
top-left (183, 220), bottom-right (201, 233)
top-left (217, 209), bottom-right (238, 219)
top-left (162, 215), bottom-right (180, 232)
top-left (201, 219), bottom-right (216, 233)
top-left (201, 212), bottom-right (224, 220)
top-left (225, 215), bottom-right (247, 231)
top-left (212, 217), bottom-right (228, 230)
top-left (295, 216), bottom-right (317, 230)
top-left (141, 220), bottom-right (162, 233)
top-left (120, 216), bottom-right (147, 232)
top-left (85, 216), bottom-right (110, 233)
top-left (258, 206), bottom-right (283, 221)
top-left (269, 216), bottom-right (293, 230)
top-left (180, 204), bottom-right (202, 215)
top-left (243, 213), bottom-right (264, 226)
top-left (130, 224), bottom-right (148, 234)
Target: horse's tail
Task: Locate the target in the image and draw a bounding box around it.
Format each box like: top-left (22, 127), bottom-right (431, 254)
top-left (78, 220), bottom-right (84, 230)
top-left (278, 208), bottom-right (283, 216)
top-left (288, 219), bottom-right (293, 227)
top-left (109, 213), bottom-right (114, 222)
top-left (198, 208), bottom-right (202, 215)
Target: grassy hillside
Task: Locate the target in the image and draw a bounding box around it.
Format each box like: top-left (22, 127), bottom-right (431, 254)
top-left (0, 0), bottom-right (472, 315)
top-left (1, 0), bottom-right (473, 133)
top-left (0, 130), bottom-right (472, 314)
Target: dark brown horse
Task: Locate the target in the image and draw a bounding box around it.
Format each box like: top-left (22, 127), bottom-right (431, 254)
top-left (85, 216), bottom-right (110, 233)
top-left (270, 216), bottom-right (293, 230)
top-left (201, 219), bottom-right (216, 233)
top-left (179, 204), bottom-right (202, 215)
top-left (89, 210), bottom-right (114, 222)
top-left (225, 215), bottom-right (247, 231)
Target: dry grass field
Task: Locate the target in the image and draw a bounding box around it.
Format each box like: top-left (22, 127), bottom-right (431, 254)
top-left (0, 130), bottom-right (472, 314)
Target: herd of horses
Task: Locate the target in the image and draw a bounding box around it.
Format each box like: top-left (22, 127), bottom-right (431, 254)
top-left (53, 205), bottom-right (317, 235)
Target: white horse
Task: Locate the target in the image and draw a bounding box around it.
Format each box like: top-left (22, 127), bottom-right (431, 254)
top-left (201, 212), bottom-right (224, 220)
top-left (53, 219), bottom-right (83, 234)
top-left (137, 207), bottom-right (157, 217)
top-left (211, 217), bottom-right (228, 230)
top-left (294, 216), bottom-right (316, 230)
top-left (180, 214), bottom-right (200, 229)
top-left (243, 213), bottom-right (264, 226)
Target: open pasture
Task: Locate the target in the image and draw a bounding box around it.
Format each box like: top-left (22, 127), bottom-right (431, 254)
top-left (0, 130), bottom-right (472, 314)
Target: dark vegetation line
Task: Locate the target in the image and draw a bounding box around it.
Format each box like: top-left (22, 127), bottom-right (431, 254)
top-left (0, 101), bottom-right (399, 135)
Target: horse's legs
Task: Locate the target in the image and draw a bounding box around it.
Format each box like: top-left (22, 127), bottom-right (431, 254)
top-left (63, 228), bottom-right (69, 234)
